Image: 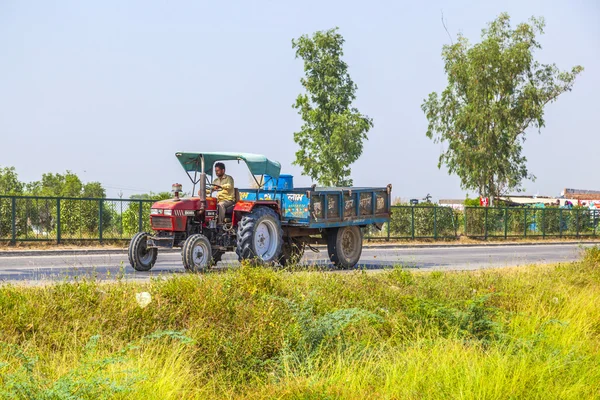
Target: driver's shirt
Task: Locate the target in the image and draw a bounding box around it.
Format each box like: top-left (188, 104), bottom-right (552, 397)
top-left (212, 174), bottom-right (235, 203)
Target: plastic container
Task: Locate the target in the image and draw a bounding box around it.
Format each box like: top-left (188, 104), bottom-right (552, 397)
top-left (263, 174), bottom-right (294, 190)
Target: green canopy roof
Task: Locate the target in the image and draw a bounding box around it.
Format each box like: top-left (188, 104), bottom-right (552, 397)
top-left (175, 152), bottom-right (281, 179)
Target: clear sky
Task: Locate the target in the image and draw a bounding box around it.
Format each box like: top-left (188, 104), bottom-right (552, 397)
top-left (1, 0), bottom-right (598, 200)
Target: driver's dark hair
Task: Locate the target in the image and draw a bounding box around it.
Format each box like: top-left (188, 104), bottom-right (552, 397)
top-left (215, 162), bottom-right (225, 171)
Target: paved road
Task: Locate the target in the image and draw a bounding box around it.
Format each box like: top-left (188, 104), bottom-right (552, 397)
top-left (0, 244), bottom-right (590, 283)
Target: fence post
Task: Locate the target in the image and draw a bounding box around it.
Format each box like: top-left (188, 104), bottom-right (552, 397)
top-left (453, 209), bottom-right (458, 239)
top-left (99, 199), bottom-right (104, 243)
top-left (411, 206), bottom-right (415, 240)
top-left (464, 207), bottom-right (468, 237)
top-left (11, 197), bottom-right (16, 245)
top-left (524, 209), bottom-right (527, 238)
top-left (56, 198), bottom-right (61, 245)
top-left (542, 208), bottom-right (546, 239)
top-left (504, 208), bottom-right (508, 239)
top-left (576, 209), bottom-right (580, 238)
top-left (386, 220), bottom-right (390, 242)
top-left (433, 206), bottom-right (438, 240)
top-left (138, 201), bottom-right (143, 233)
top-left (559, 208), bottom-right (563, 238)
top-left (484, 207), bottom-right (488, 240)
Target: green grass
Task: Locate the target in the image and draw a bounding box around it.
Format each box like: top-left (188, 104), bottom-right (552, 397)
top-left (1, 247), bottom-right (599, 399)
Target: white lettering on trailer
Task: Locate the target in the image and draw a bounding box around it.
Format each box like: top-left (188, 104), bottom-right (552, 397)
top-left (287, 194), bottom-right (305, 201)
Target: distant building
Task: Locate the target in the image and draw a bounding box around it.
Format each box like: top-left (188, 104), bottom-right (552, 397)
top-left (438, 199), bottom-right (465, 210)
top-left (562, 188), bottom-right (600, 203)
top-left (497, 195), bottom-right (557, 206)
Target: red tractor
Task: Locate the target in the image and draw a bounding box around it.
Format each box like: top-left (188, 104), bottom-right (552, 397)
top-left (128, 152), bottom-right (392, 272)
top-left (128, 152), bottom-right (287, 272)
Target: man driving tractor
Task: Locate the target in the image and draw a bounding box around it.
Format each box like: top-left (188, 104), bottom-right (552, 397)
top-left (203, 162), bottom-right (235, 224)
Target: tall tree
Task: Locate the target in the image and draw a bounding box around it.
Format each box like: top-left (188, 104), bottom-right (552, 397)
top-left (422, 13), bottom-right (583, 204)
top-left (292, 28), bottom-right (373, 187)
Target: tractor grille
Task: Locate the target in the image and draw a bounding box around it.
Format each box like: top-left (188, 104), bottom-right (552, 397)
top-left (151, 216), bottom-right (173, 229)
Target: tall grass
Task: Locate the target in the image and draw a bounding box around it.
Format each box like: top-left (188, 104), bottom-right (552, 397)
top-left (1, 247), bottom-right (599, 399)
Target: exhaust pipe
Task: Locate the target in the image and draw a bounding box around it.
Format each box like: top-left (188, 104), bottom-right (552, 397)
top-left (199, 172), bottom-right (206, 205)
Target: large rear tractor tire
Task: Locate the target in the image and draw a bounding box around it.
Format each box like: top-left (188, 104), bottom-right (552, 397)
top-left (182, 234), bottom-right (213, 272)
top-left (279, 239), bottom-right (305, 266)
top-left (326, 226), bottom-right (363, 269)
top-left (128, 232), bottom-right (158, 271)
top-left (236, 207), bottom-right (283, 265)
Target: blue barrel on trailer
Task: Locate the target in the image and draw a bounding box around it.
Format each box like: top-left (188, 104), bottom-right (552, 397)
top-left (264, 174), bottom-right (294, 190)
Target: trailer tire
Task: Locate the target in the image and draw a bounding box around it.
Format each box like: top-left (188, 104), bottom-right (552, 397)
top-left (327, 226), bottom-right (363, 269)
top-left (128, 232), bottom-right (157, 271)
top-left (236, 207), bottom-right (283, 265)
top-left (182, 234), bottom-right (212, 272)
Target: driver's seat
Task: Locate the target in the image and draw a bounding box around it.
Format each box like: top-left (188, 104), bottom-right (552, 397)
top-left (224, 189), bottom-right (239, 219)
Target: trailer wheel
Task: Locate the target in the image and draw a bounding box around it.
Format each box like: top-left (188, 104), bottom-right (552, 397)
top-left (236, 207), bottom-right (283, 265)
top-left (182, 234), bottom-right (212, 272)
top-left (279, 239), bottom-right (305, 266)
top-left (327, 226), bottom-right (363, 269)
top-left (128, 232), bottom-right (157, 271)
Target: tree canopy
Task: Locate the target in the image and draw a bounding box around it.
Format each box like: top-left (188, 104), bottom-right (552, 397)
top-left (292, 28), bottom-right (373, 187)
top-left (0, 167), bottom-right (149, 199)
top-left (0, 167), bottom-right (24, 196)
top-left (422, 13), bottom-right (583, 204)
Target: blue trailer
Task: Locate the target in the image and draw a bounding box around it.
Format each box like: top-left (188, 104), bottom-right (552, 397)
top-left (239, 186), bottom-right (391, 229)
top-left (128, 152), bottom-right (392, 272)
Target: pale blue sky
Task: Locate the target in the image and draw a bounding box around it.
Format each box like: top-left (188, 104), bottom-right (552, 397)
top-left (1, 0), bottom-right (598, 200)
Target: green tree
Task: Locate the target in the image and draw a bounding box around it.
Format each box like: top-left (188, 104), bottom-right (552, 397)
top-left (122, 192), bottom-right (171, 235)
top-left (0, 167), bottom-right (25, 238)
top-left (82, 182), bottom-right (106, 198)
top-left (292, 28), bottom-right (373, 187)
top-left (422, 14), bottom-right (582, 205)
top-left (0, 166), bottom-right (24, 195)
top-left (27, 171), bottom-right (83, 197)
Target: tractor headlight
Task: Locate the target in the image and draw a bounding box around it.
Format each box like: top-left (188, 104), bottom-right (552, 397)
top-left (151, 208), bottom-right (163, 215)
top-left (163, 209), bottom-right (173, 216)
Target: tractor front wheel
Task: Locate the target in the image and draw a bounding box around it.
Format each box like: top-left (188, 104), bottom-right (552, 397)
top-left (236, 207), bottom-right (283, 265)
top-left (128, 232), bottom-right (158, 271)
top-left (182, 234), bottom-right (213, 272)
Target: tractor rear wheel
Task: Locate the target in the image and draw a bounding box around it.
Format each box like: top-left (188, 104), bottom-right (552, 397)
top-left (128, 232), bottom-right (157, 271)
top-left (236, 207), bottom-right (283, 265)
top-left (326, 226), bottom-right (363, 269)
top-left (182, 234), bottom-right (213, 272)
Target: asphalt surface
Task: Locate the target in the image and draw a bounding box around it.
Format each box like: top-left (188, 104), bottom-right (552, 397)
top-left (0, 243), bottom-right (591, 283)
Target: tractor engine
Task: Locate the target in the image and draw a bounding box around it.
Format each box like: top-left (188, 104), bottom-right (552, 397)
top-left (147, 184), bottom-right (223, 249)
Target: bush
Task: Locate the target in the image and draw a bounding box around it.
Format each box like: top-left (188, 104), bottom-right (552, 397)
top-left (389, 204), bottom-right (457, 238)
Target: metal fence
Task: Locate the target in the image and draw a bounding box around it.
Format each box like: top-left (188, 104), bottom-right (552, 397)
top-left (364, 205), bottom-right (599, 241)
top-left (365, 205), bottom-right (459, 240)
top-left (463, 206), bottom-right (600, 239)
top-left (0, 196), bottom-right (155, 243)
top-left (1, 196), bottom-right (598, 243)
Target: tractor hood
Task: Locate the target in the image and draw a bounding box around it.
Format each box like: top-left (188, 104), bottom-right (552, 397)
top-left (152, 197), bottom-right (202, 210)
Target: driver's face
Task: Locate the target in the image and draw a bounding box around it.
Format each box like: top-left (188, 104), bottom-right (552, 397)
top-left (215, 167), bottom-right (224, 177)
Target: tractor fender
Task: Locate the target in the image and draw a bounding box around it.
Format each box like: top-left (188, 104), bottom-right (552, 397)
top-left (232, 200), bottom-right (280, 227)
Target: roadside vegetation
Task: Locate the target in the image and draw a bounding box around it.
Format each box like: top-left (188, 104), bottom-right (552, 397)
top-left (0, 247), bottom-right (598, 399)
